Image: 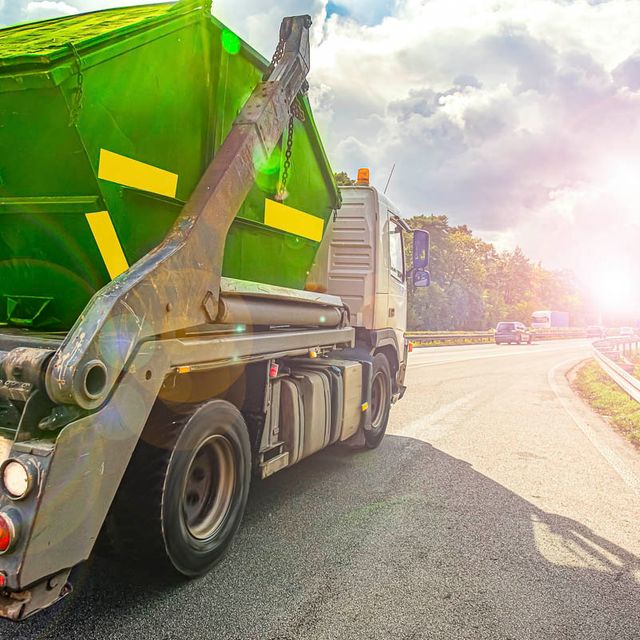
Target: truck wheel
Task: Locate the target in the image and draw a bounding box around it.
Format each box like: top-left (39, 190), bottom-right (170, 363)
top-left (365, 353), bottom-right (392, 449)
top-left (107, 400), bottom-right (251, 578)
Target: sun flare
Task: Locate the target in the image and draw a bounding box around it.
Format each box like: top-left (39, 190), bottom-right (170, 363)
top-left (592, 268), bottom-right (636, 314)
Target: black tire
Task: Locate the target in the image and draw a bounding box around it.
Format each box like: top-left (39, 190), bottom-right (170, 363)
top-left (364, 353), bottom-right (392, 449)
top-left (105, 400), bottom-right (251, 578)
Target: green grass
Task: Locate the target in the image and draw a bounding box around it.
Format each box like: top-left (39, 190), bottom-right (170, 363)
top-left (573, 361), bottom-right (640, 448)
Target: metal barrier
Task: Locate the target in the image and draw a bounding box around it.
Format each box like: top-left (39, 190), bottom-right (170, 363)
top-left (406, 329), bottom-right (587, 346)
top-left (592, 336), bottom-right (640, 403)
top-left (406, 332), bottom-right (494, 345)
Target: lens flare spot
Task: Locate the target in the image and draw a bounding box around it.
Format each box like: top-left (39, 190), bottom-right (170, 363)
top-left (221, 29), bottom-right (241, 55)
top-left (255, 148), bottom-right (282, 194)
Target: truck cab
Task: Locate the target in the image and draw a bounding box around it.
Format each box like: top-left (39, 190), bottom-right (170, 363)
top-left (307, 170), bottom-right (430, 400)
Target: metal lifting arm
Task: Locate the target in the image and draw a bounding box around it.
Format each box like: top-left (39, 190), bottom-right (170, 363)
top-left (46, 15), bottom-right (313, 410)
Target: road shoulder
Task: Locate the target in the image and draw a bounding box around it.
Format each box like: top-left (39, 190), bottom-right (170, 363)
top-left (549, 357), bottom-right (640, 496)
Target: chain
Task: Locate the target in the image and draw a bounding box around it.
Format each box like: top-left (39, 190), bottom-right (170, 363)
top-left (68, 43), bottom-right (84, 127)
top-left (290, 99), bottom-right (306, 123)
top-left (267, 21), bottom-right (308, 200)
top-left (276, 114), bottom-right (295, 202)
top-left (264, 32), bottom-right (286, 80)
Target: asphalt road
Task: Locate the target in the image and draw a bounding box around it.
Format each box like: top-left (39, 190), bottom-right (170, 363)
top-left (4, 339), bottom-right (640, 639)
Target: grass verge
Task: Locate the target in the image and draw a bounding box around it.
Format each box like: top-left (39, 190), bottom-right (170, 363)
top-left (572, 360), bottom-right (640, 448)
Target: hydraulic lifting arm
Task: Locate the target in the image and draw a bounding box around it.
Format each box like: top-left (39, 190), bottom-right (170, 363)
top-left (0, 14), bottom-right (316, 621)
top-left (46, 15), bottom-right (314, 411)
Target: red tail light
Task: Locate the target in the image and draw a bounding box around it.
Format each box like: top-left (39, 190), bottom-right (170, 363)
top-left (0, 512), bottom-right (17, 554)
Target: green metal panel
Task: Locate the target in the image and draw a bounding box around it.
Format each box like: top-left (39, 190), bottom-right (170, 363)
top-left (0, 1), bottom-right (339, 330)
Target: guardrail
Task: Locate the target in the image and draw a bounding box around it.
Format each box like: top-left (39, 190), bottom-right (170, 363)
top-left (406, 332), bottom-right (494, 345)
top-left (406, 329), bottom-right (587, 347)
top-left (592, 336), bottom-right (640, 403)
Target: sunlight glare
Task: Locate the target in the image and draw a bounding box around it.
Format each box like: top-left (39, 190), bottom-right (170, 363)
top-left (605, 161), bottom-right (640, 203)
top-left (592, 268), bottom-right (635, 313)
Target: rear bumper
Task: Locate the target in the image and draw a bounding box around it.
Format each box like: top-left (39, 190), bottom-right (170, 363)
top-left (0, 570), bottom-right (71, 621)
top-left (496, 334), bottom-right (522, 343)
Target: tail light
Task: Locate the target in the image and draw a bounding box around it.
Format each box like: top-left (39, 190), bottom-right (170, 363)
top-left (0, 511), bottom-right (18, 554)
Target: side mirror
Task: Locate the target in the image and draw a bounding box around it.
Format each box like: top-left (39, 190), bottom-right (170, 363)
top-left (413, 269), bottom-right (431, 288)
top-left (413, 230), bottom-right (430, 270)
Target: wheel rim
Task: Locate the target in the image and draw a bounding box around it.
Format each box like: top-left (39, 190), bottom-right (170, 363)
top-left (182, 435), bottom-right (236, 540)
top-left (370, 371), bottom-right (388, 431)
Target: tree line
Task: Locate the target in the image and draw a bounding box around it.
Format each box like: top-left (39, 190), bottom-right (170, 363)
top-left (405, 215), bottom-right (586, 331)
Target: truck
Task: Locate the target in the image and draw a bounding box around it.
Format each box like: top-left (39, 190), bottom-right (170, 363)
top-left (0, 1), bottom-right (430, 620)
top-left (530, 310), bottom-right (570, 329)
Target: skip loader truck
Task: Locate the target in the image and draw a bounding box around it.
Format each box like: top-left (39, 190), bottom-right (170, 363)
top-left (0, 0), bottom-right (430, 620)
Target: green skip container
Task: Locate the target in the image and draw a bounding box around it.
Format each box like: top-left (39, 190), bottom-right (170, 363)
top-left (0, 0), bottom-right (339, 330)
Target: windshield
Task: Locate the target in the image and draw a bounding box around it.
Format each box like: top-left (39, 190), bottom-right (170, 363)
top-left (497, 322), bottom-right (516, 332)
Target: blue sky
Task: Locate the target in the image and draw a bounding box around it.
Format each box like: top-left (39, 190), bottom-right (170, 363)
top-left (1, 0), bottom-right (639, 298)
top-left (326, 0), bottom-right (395, 25)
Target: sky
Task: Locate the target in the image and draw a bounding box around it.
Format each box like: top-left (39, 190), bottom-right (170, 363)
top-left (2, 0), bottom-right (639, 314)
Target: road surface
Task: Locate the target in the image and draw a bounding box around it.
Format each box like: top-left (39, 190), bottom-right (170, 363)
top-left (4, 339), bottom-right (640, 639)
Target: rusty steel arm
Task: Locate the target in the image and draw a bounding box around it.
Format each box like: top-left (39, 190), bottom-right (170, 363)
top-left (46, 15), bottom-right (313, 410)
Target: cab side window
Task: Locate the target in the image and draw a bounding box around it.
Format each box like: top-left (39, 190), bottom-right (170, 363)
top-left (389, 220), bottom-right (405, 283)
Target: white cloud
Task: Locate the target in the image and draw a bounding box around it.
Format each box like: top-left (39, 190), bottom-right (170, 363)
top-left (304, 0), bottom-right (640, 287)
top-left (0, 0), bottom-right (159, 26)
top-left (25, 1), bottom-right (78, 16)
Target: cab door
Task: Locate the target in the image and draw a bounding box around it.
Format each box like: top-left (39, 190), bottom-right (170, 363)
top-left (387, 216), bottom-right (407, 335)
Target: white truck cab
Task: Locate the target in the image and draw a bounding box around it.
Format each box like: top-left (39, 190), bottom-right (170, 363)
top-left (308, 170), bottom-right (430, 400)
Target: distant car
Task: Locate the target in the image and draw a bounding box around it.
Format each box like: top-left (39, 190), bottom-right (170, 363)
top-left (586, 325), bottom-right (606, 339)
top-left (620, 326), bottom-right (636, 337)
top-left (495, 321), bottom-right (533, 344)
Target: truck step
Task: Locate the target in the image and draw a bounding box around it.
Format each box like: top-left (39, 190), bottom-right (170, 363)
top-left (259, 451), bottom-right (290, 480)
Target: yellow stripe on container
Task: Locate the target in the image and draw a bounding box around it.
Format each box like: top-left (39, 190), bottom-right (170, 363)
top-left (86, 211), bottom-right (129, 280)
top-left (98, 149), bottom-right (178, 198)
top-left (264, 199), bottom-right (324, 242)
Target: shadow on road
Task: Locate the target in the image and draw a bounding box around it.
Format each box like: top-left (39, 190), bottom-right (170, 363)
top-left (3, 435), bottom-right (639, 639)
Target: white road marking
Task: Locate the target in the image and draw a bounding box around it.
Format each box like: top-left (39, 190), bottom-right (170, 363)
top-left (548, 358), bottom-right (640, 496)
top-left (409, 343), bottom-right (585, 369)
top-left (399, 390), bottom-right (483, 440)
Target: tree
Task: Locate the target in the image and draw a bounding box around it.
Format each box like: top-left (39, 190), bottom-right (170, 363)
top-left (334, 171), bottom-right (355, 186)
